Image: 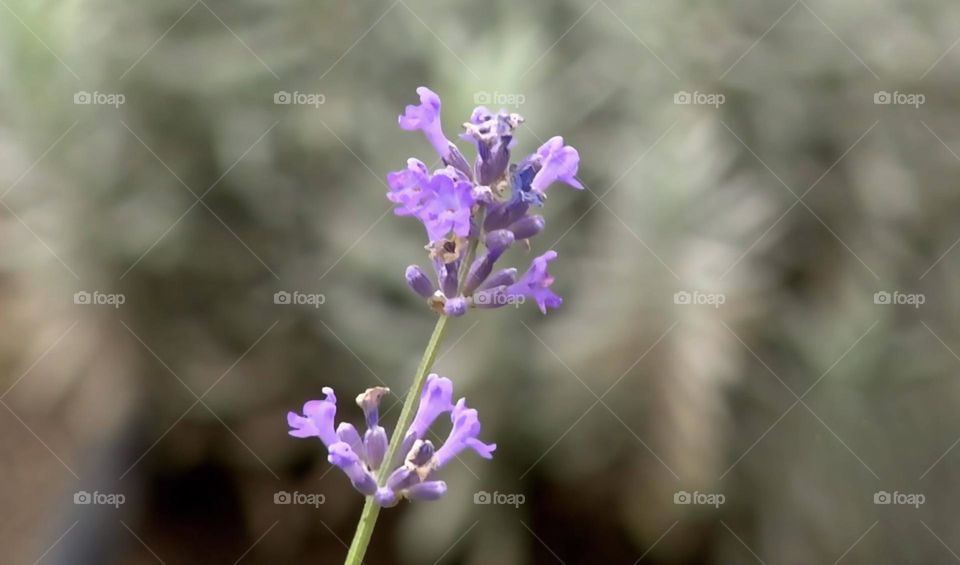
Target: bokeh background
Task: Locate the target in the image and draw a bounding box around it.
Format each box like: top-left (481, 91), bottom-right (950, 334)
top-left (2, 0), bottom-right (960, 563)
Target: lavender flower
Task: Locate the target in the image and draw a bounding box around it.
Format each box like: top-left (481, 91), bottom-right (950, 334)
top-left (393, 87), bottom-right (581, 316)
top-left (288, 88), bottom-right (578, 561)
top-left (530, 136), bottom-right (584, 193)
top-left (505, 250), bottom-right (563, 314)
top-left (288, 375), bottom-right (494, 506)
top-left (398, 87), bottom-right (471, 177)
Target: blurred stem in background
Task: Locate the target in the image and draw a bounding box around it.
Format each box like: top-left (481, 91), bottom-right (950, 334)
top-left (344, 314), bottom-right (449, 564)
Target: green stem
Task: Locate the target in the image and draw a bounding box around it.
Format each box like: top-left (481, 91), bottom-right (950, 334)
top-left (343, 314), bottom-right (450, 565)
top-left (344, 216), bottom-right (484, 564)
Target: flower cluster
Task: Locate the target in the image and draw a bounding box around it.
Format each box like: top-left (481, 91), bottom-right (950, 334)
top-left (389, 87), bottom-right (582, 315)
top-left (286, 88), bottom-right (582, 514)
top-left (288, 375), bottom-right (495, 505)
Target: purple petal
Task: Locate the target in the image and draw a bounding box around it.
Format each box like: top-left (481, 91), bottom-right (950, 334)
top-left (406, 374), bottom-right (454, 441)
top-left (418, 176), bottom-right (476, 242)
top-left (356, 386), bottom-right (391, 429)
top-left (337, 422), bottom-right (365, 463)
top-left (505, 250), bottom-right (562, 314)
top-left (433, 257), bottom-right (459, 298)
top-left (364, 426), bottom-right (388, 471)
top-left (287, 387), bottom-right (338, 447)
top-left (478, 268), bottom-right (517, 291)
top-left (434, 398), bottom-right (496, 468)
top-left (375, 487), bottom-right (399, 507)
top-left (530, 136), bottom-right (583, 193)
top-left (398, 87), bottom-right (449, 159)
top-left (508, 215), bottom-right (545, 240)
top-left (443, 296), bottom-right (467, 317)
top-left (406, 264), bottom-right (436, 299)
top-left (462, 110), bottom-right (524, 185)
top-left (386, 158), bottom-right (431, 216)
top-left (327, 442), bottom-right (378, 496)
top-left (406, 481), bottom-right (447, 502)
top-left (484, 229), bottom-right (515, 255)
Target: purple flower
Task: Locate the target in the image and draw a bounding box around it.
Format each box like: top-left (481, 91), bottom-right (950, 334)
top-left (386, 158), bottom-right (431, 216)
top-left (434, 399), bottom-right (496, 467)
top-left (398, 87), bottom-right (448, 159)
top-left (391, 87), bottom-right (578, 316)
top-left (418, 174), bottom-right (476, 242)
top-left (406, 374), bottom-right (454, 442)
top-left (288, 375), bottom-right (493, 506)
top-left (462, 107), bottom-right (523, 185)
top-left (405, 265), bottom-right (436, 299)
top-left (287, 386), bottom-right (390, 497)
top-left (399, 87), bottom-right (471, 177)
top-left (357, 387), bottom-right (390, 470)
top-left (287, 387), bottom-right (338, 446)
top-left (506, 250), bottom-right (562, 313)
top-left (328, 442), bottom-right (378, 495)
top-left (530, 136), bottom-right (583, 193)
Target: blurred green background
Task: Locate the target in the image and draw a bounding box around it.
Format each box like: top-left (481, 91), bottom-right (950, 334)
top-left (2, 0), bottom-right (960, 563)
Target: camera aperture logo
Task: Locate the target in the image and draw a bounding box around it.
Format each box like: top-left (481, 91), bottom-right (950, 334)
top-left (74, 290), bottom-right (126, 308)
top-left (274, 290), bottom-right (326, 308)
top-left (74, 490), bottom-right (125, 508)
top-left (474, 490), bottom-right (525, 508)
top-left (674, 91), bottom-right (725, 108)
top-left (74, 91), bottom-right (125, 108)
top-left (472, 292), bottom-right (525, 308)
top-left (873, 91), bottom-right (925, 108)
top-left (673, 290), bottom-right (725, 308)
top-left (274, 490), bottom-right (325, 508)
top-left (473, 91), bottom-right (525, 108)
top-left (873, 290), bottom-right (924, 308)
top-left (673, 490), bottom-right (725, 508)
top-left (874, 490), bottom-right (924, 509)
top-left (274, 91), bottom-right (325, 108)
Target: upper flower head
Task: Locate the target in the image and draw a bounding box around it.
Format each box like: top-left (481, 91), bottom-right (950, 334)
top-left (392, 87), bottom-right (579, 316)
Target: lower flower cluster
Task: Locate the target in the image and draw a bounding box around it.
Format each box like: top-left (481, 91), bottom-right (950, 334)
top-left (288, 375), bottom-right (495, 506)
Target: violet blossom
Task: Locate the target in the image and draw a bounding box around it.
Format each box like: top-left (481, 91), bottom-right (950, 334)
top-left (389, 87), bottom-right (582, 316)
top-left (287, 375), bottom-right (495, 506)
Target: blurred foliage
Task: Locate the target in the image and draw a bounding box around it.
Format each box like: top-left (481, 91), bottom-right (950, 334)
top-left (3, 0), bottom-right (960, 563)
